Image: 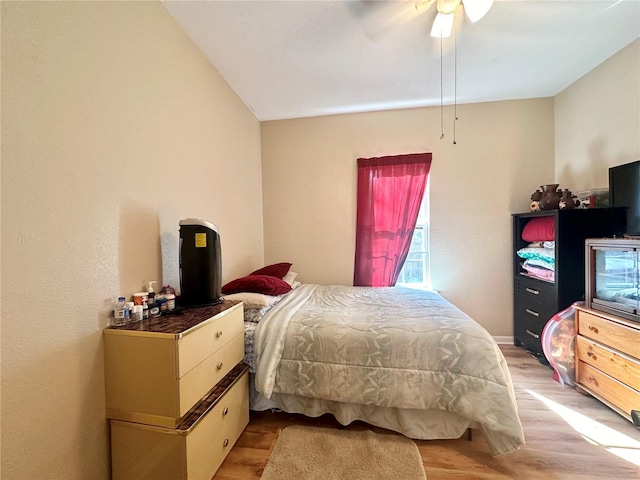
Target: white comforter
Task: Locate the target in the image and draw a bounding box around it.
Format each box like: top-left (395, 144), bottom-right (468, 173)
top-left (254, 284), bottom-right (525, 456)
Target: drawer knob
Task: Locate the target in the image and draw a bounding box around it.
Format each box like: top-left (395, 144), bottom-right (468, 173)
top-left (588, 325), bottom-right (599, 334)
top-left (217, 362), bottom-right (224, 370)
top-left (223, 407), bottom-right (229, 416)
top-left (587, 376), bottom-right (599, 386)
top-left (587, 351), bottom-right (597, 360)
top-left (223, 438), bottom-right (229, 447)
top-left (525, 308), bottom-right (539, 317)
top-left (525, 288), bottom-right (539, 295)
top-left (216, 330), bottom-right (223, 339)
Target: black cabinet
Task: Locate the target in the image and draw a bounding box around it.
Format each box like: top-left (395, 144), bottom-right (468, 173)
top-left (512, 208), bottom-right (626, 362)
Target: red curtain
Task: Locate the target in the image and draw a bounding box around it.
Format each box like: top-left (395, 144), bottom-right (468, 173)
top-left (353, 153), bottom-right (432, 287)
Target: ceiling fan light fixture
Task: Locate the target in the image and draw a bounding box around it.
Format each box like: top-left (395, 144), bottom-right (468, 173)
top-left (462, 0), bottom-right (493, 23)
top-left (415, 0), bottom-right (435, 13)
top-left (436, 0), bottom-right (462, 15)
top-left (430, 12), bottom-right (454, 38)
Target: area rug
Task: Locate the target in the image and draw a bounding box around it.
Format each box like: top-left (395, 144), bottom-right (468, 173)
top-left (260, 425), bottom-right (427, 480)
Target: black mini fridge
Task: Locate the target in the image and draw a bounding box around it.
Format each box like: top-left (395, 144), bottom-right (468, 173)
top-left (179, 218), bottom-right (222, 307)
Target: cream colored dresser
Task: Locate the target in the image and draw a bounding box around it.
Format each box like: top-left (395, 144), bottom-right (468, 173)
top-left (574, 305), bottom-right (640, 423)
top-left (104, 300), bottom-right (248, 480)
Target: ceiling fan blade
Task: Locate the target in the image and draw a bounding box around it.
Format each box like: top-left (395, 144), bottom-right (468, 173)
top-left (431, 12), bottom-right (454, 37)
top-left (346, 1), bottom-right (420, 42)
top-left (462, 0), bottom-right (493, 23)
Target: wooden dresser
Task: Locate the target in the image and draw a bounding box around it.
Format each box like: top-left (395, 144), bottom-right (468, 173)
top-left (574, 305), bottom-right (640, 423)
top-left (104, 301), bottom-right (248, 480)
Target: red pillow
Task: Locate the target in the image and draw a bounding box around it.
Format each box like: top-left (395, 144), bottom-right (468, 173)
top-left (522, 217), bottom-right (555, 242)
top-left (250, 262), bottom-right (292, 278)
top-left (222, 275), bottom-right (292, 295)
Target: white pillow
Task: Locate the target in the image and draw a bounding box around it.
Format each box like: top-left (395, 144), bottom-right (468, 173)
top-left (283, 271), bottom-right (298, 286)
top-left (222, 291), bottom-right (283, 309)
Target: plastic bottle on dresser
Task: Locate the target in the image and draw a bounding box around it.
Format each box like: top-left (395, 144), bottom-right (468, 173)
top-left (146, 281), bottom-right (157, 304)
top-left (165, 293), bottom-right (176, 311)
top-left (112, 296), bottom-right (128, 326)
top-left (131, 305), bottom-right (143, 322)
top-left (147, 281), bottom-right (160, 317)
top-left (156, 296), bottom-right (167, 313)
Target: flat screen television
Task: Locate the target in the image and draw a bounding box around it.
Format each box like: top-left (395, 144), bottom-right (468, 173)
top-left (609, 160), bottom-right (640, 236)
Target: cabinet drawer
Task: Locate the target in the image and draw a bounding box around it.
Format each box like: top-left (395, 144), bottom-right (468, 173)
top-left (178, 304), bottom-right (243, 377)
top-left (577, 361), bottom-right (640, 419)
top-left (513, 311), bottom-right (544, 356)
top-left (111, 366), bottom-right (249, 480)
top-left (516, 276), bottom-right (556, 305)
top-left (576, 336), bottom-right (640, 390)
top-left (577, 310), bottom-right (640, 358)
top-left (179, 332), bottom-right (245, 417)
top-left (514, 294), bottom-right (557, 334)
top-left (185, 369), bottom-right (249, 479)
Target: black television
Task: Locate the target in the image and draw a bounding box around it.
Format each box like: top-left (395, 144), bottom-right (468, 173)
top-left (609, 160), bottom-right (640, 236)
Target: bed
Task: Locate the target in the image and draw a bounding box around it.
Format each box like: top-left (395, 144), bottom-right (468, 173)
top-left (229, 281), bottom-right (525, 456)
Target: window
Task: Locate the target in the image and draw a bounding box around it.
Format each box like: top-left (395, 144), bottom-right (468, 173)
top-left (353, 153), bottom-right (432, 287)
top-left (397, 179), bottom-right (430, 288)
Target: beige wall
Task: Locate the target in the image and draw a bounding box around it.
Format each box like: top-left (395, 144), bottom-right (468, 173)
top-left (1, 2), bottom-right (263, 479)
top-left (261, 99), bottom-right (555, 337)
top-left (2, 2), bottom-right (636, 478)
top-left (555, 39), bottom-right (640, 189)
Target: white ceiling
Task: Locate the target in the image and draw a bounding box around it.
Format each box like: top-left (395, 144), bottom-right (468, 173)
top-left (163, 0), bottom-right (640, 121)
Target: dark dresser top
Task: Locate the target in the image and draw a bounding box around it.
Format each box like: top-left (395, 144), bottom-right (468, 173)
top-left (104, 300), bottom-right (241, 336)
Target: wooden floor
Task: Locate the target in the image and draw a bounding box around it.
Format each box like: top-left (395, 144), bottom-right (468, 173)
top-left (214, 345), bottom-right (640, 479)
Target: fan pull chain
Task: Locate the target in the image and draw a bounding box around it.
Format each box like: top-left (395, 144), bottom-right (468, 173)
top-left (453, 27), bottom-right (458, 145)
top-left (440, 34), bottom-right (444, 140)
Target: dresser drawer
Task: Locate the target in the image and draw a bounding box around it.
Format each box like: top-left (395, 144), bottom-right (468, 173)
top-left (515, 276), bottom-right (556, 305)
top-left (178, 304), bottom-right (243, 377)
top-left (184, 369), bottom-right (249, 479)
top-left (179, 331), bottom-right (244, 417)
top-left (105, 302), bottom-right (244, 427)
top-left (577, 310), bottom-right (640, 358)
top-left (577, 361), bottom-right (640, 419)
top-left (514, 312), bottom-right (542, 347)
top-left (111, 366), bottom-right (249, 480)
top-left (576, 336), bottom-right (640, 390)
top-left (514, 302), bottom-right (556, 331)
top-left (515, 294), bottom-right (557, 334)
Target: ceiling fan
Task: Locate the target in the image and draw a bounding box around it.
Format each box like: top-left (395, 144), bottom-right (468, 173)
top-left (415, 0), bottom-right (494, 37)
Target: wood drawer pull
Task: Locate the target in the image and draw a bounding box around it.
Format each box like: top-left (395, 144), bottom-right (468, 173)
top-left (217, 362), bottom-right (224, 370)
top-left (216, 330), bottom-right (223, 339)
top-left (223, 407), bottom-right (229, 416)
top-left (588, 325), bottom-right (599, 334)
top-left (525, 288), bottom-right (539, 295)
top-left (526, 329), bottom-right (540, 339)
top-left (223, 438), bottom-right (229, 447)
top-left (525, 308), bottom-right (539, 317)
top-left (587, 351), bottom-right (597, 360)
top-left (587, 376), bottom-right (599, 386)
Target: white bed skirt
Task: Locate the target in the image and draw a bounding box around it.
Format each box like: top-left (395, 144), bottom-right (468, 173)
top-left (249, 373), bottom-right (477, 441)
